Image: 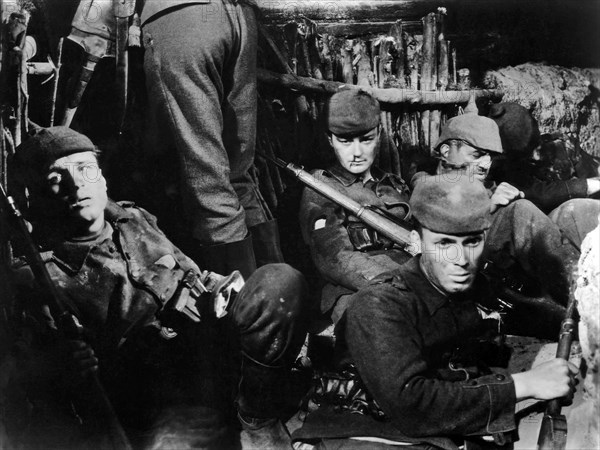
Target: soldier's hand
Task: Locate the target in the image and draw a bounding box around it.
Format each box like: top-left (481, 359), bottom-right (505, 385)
top-left (512, 358), bottom-right (578, 401)
top-left (586, 177), bottom-right (600, 196)
top-left (65, 339), bottom-right (99, 378)
top-left (490, 182), bottom-right (524, 213)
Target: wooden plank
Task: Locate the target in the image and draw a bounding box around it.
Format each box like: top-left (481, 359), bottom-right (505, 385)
top-left (259, 0), bottom-right (452, 23)
top-left (257, 68), bottom-right (503, 104)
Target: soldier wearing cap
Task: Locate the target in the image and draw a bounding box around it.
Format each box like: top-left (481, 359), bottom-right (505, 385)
top-left (488, 102), bottom-right (600, 213)
top-left (5, 126), bottom-right (307, 448)
top-left (334, 174), bottom-right (577, 448)
top-left (487, 102), bottom-right (600, 255)
top-left (419, 114), bottom-right (581, 327)
top-left (299, 90), bottom-right (411, 325)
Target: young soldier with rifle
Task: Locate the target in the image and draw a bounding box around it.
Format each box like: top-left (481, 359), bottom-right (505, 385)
top-left (1, 126), bottom-right (307, 449)
top-left (299, 90), bottom-right (412, 325)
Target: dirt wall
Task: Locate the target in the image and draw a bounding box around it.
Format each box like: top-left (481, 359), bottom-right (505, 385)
top-left (483, 63), bottom-right (600, 157)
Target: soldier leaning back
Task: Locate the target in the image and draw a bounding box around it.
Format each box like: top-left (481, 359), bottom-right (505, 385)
top-left (5, 127), bottom-right (307, 449)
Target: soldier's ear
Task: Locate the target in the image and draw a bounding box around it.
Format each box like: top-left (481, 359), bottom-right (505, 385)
top-left (409, 229), bottom-right (422, 255)
top-left (327, 134), bottom-right (333, 147)
top-left (99, 169), bottom-right (107, 191)
top-left (439, 143), bottom-right (451, 159)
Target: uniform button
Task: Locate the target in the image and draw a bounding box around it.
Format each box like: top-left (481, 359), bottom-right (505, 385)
top-left (495, 374), bottom-right (505, 381)
top-left (108, 246), bottom-right (116, 253)
top-left (469, 380), bottom-right (478, 386)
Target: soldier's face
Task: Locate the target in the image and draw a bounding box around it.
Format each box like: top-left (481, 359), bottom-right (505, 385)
top-left (441, 141), bottom-right (492, 182)
top-left (44, 151), bottom-right (108, 234)
top-left (330, 126), bottom-right (379, 178)
top-left (418, 228), bottom-right (485, 294)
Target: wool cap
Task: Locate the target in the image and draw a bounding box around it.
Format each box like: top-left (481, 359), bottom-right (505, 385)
top-left (434, 113), bottom-right (503, 153)
top-left (410, 171), bottom-right (491, 234)
top-left (15, 126), bottom-right (96, 174)
top-left (488, 102), bottom-right (540, 157)
top-left (326, 90), bottom-right (380, 136)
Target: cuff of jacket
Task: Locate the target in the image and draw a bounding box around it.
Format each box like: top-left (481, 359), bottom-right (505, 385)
top-left (464, 370), bottom-right (517, 435)
top-left (565, 178), bottom-right (588, 199)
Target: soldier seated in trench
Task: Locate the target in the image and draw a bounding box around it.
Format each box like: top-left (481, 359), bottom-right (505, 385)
top-left (2, 126), bottom-right (307, 449)
top-left (299, 90), bottom-right (412, 328)
top-left (487, 102), bottom-right (600, 214)
top-left (292, 173), bottom-right (577, 449)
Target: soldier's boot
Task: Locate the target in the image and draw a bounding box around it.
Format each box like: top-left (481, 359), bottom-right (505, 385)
top-left (236, 356), bottom-right (292, 449)
top-left (195, 234), bottom-right (257, 279)
top-left (248, 219), bottom-right (285, 267)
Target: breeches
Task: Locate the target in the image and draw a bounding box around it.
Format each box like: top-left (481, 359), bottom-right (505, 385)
top-left (142, 1), bottom-right (268, 245)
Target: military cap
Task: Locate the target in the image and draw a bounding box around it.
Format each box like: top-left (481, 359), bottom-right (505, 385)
top-left (15, 126), bottom-right (97, 174)
top-left (434, 113), bottom-right (503, 154)
top-left (326, 90), bottom-right (380, 136)
top-left (410, 171), bottom-right (491, 234)
top-left (488, 102), bottom-right (540, 156)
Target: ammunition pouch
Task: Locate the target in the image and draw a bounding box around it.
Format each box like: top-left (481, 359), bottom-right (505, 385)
top-left (346, 222), bottom-right (393, 252)
top-left (309, 364), bottom-right (387, 421)
top-left (346, 204), bottom-right (410, 252)
top-left (438, 336), bottom-right (511, 382)
top-left (158, 269), bottom-right (245, 333)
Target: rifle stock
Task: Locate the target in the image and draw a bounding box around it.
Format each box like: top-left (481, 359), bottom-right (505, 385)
top-left (0, 184), bottom-right (132, 450)
top-left (537, 298), bottom-right (577, 450)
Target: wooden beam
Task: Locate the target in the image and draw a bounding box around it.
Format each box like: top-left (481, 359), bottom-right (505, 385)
top-left (257, 67), bottom-right (503, 104)
top-left (258, 0), bottom-right (453, 23)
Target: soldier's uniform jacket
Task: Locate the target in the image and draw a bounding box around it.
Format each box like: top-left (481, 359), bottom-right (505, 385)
top-left (10, 200), bottom-right (206, 433)
top-left (14, 200), bottom-right (198, 356)
top-left (299, 163), bottom-right (411, 313)
top-left (490, 133), bottom-right (600, 213)
top-left (140, 0), bottom-right (258, 25)
top-left (343, 257), bottom-right (516, 449)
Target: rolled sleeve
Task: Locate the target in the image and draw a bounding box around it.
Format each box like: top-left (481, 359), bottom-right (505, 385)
top-left (463, 372), bottom-right (516, 435)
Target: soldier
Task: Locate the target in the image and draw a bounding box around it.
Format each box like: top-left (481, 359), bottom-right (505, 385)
top-left (486, 102), bottom-right (600, 254)
top-left (425, 114), bottom-right (581, 324)
top-left (299, 90), bottom-right (411, 325)
top-left (141, 0), bottom-right (283, 278)
top-left (488, 102), bottom-right (600, 213)
top-left (340, 174), bottom-right (577, 449)
top-left (5, 127), bottom-right (306, 449)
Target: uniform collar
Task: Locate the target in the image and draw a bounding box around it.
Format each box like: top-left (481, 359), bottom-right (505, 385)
top-left (401, 257), bottom-right (449, 316)
top-left (327, 163), bottom-right (386, 187)
top-left (403, 256), bottom-right (489, 316)
top-left (105, 200), bottom-right (134, 223)
top-left (51, 200), bottom-right (129, 274)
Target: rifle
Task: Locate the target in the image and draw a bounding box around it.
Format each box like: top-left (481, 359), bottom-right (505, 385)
top-left (258, 153), bottom-right (418, 256)
top-left (0, 184), bottom-right (132, 450)
top-left (258, 153), bottom-right (567, 325)
top-left (536, 294), bottom-right (577, 450)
